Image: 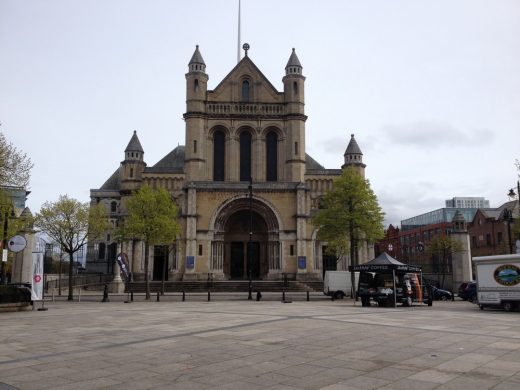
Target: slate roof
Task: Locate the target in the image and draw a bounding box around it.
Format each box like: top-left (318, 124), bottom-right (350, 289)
top-left (189, 45), bottom-right (205, 65)
top-left (305, 153), bottom-right (325, 170)
top-left (145, 146), bottom-right (185, 174)
top-left (125, 131), bottom-right (144, 153)
top-left (99, 168), bottom-right (121, 190)
top-left (344, 134), bottom-right (362, 155)
top-left (285, 48), bottom-right (302, 68)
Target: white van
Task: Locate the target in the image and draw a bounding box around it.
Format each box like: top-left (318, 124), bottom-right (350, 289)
top-left (323, 271), bottom-right (358, 299)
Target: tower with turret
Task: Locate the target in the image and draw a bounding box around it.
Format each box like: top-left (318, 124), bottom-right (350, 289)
top-left (342, 134), bottom-right (366, 177)
top-left (184, 45), bottom-right (208, 182)
top-left (283, 48), bottom-right (306, 182)
top-left (120, 130), bottom-right (146, 193)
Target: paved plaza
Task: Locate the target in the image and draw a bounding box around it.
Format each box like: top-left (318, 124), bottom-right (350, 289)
top-left (1, 296), bottom-right (520, 390)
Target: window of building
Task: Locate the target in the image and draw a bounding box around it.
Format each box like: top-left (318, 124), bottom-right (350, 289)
top-left (294, 141), bottom-right (298, 155)
top-left (194, 79), bottom-right (199, 92)
top-left (241, 80), bottom-right (250, 101)
top-left (213, 130), bottom-right (225, 181)
top-left (239, 131), bottom-right (252, 181)
top-left (486, 233), bottom-right (492, 246)
top-left (130, 168), bottom-right (134, 178)
top-left (198, 244), bottom-right (203, 256)
top-left (293, 81), bottom-right (298, 95)
top-left (98, 243), bottom-right (106, 260)
top-left (497, 232), bottom-right (503, 244)
top-left (110, 201), bottom-right (117, 213)
top-left (266, 131), bottom-right (278, 181)
top-left (290, 245), bottom-right (294, 256)
top-left (193, 140), bottom-right (197, 153)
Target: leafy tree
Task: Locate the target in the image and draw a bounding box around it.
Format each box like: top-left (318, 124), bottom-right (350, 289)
top-left (122, 186), bottom-right (180, 300)
top-left (0, 130), bottom-right (33, 188)
top-left (312, 167), bottom-right (385, 266)
top-left (34, 196), bottom-right (109, 300)
top-left (426, 235), bottom-right (464, 288)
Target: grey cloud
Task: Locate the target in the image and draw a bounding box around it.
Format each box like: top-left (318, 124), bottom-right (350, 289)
top-left (379, 121), bottom-right (494, 149)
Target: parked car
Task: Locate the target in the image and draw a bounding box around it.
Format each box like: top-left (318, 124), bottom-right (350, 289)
top-left (430, 286), bottom-right (453, 301)
top-left (458, 281), bottom-right (477, 302)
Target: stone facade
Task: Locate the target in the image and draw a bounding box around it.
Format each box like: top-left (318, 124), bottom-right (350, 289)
top-left (88, 46), bottom-right (373, 281)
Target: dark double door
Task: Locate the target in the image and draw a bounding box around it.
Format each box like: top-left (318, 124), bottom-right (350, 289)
top-left (230, 241), bottom-right (260, 279)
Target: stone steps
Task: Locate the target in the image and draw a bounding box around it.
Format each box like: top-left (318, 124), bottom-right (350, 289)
top-left (126, 280), bottom-right (323, 293)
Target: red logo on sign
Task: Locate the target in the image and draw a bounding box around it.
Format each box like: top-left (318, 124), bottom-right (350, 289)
top-left (33, 275), bottom-right (42, 283)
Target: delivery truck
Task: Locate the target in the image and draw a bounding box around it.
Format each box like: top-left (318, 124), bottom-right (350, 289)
top-left (472, 254), bottom-right (520, 311)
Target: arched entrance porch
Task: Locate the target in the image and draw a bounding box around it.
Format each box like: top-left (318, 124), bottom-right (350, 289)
top-left (210, 197), bottom-right (281, 280)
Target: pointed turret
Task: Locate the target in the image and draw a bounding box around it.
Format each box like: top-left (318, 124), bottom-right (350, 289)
top-left (185, 45), bottom-right (209, 181)
top-left (121, 131), bottom-right (146, 193)
top-left (452, 210), bottom-right (467, 232)
top-left (125, 130), bottom-right (144, 157)
top-left (285, 48), bottom-right (302, 75)
top-left (282, 48), bottom-right (306, 182)
top-left (342, 134), bottom-right (366, 176)
top-left (188, 45), bottom-right (206, 73)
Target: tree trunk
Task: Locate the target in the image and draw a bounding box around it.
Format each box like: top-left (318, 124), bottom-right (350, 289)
top-left (144, 242), bottom-right (150, 300)
top-left (67, 251), bottom-right (74, 301)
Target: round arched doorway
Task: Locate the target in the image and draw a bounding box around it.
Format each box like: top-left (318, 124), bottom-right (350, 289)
top-left (224, 209), bottom-right (267, 279)
top-left (210, 196), bottom-right (281, 280)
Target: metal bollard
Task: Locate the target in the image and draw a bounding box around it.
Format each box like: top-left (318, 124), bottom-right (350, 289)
top-left (208, 291), bottom-right (211, 301)
top-left (282, 290), bottom-right (286, 301)
top-left (306, 291), bottom-right (310, 301)
top-left (102, 284), bottom-right (109, 302)
top-left (78, 288), bottom-right (81, 302)
top-left (182, 291), bottom-right (185, 301)
top-left (131, 292), bottom-right (134, 302)
top-left (256, 291), bottom-right (262, 301)
top-left (156, 291), bottom-right (160, 302)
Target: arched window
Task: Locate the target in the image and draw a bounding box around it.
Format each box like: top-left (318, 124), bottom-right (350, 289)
top-left (240, 131), bottom-right (252, 181)
top-left (266, 131), bottom-right (278, 181)
top-left (130, 168), bottom-right (134, 178)
top-left (110, 201), bottom-right (117, 213)
top-left (194, 79), bottom-right (199, 92)
top-left (293, 81), bottom-right (298, 95)
top-left (213, 130), bottom-right (225, 181)
top-left (241, 80), bottom-right (250, 102)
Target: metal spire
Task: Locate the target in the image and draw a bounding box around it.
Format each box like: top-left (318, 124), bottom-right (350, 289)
top-left (237, 0), bottom-right (241, 63)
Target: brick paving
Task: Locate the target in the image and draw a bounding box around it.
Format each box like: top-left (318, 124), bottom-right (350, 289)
top-left (1, 297), bottom-right (520, 389)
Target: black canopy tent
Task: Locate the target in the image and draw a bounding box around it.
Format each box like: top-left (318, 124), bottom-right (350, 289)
top-left (349, 252), bottom-right (422, 307)
top-left (349, 252), bottom-right (421, 273)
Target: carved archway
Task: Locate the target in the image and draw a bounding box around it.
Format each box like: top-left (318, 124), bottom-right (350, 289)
top-left (210, 196), bottom-right (281, 279)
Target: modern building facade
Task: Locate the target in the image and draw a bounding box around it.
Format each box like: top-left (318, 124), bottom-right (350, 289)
top-left (445, 197), bottom-right (490, 209)
top-left (88, 46), bottom-right (373, 281)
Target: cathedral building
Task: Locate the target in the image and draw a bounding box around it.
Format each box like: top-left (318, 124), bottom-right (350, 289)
top-left (88, 45), bottom-right (372, 281)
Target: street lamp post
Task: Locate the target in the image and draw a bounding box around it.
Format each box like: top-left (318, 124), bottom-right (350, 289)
top-left (247, 177), bottom-right (253, 300)
top-left (503, 208), bottom-right (514, 254)
top-left (2, 210), bottom-right (8, 285)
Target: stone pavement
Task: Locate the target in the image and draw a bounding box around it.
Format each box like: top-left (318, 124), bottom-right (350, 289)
top-left (1, 297), bottom-right (520, 390)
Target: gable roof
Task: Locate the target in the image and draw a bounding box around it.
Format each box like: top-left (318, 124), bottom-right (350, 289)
top-left (210, 55), bottom-right (281, 97)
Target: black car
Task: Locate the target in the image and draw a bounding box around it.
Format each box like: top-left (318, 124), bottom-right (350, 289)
top-left (430, 286), bottom-right (453, 301)
top-left (458, 281), bottom-right (477, 302)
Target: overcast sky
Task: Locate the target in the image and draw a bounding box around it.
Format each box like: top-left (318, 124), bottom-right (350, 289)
top-left (1, 0), bottom-right (519, 226)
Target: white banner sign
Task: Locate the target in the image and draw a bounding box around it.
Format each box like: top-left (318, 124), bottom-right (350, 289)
top-left (31, 252), bottom-right (44, 301)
